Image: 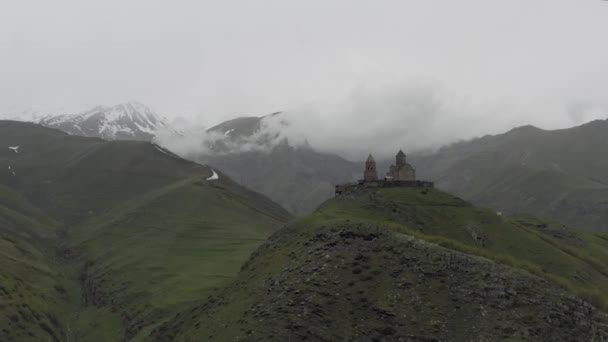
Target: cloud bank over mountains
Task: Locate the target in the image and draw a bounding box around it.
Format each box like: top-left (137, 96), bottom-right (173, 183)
top-left (156, 78), bottom-right (608, 161)
top-left (2, 0), bottom-right (608, 159)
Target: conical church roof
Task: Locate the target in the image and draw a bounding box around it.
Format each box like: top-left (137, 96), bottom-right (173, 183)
top-left (366, 154), bottom-right (375, 162)
top-left (397, 150), bottom-right (406, 157)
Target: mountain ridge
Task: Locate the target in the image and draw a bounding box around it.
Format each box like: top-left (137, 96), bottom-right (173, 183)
top-left (413, 118), bottom-right (608, 231)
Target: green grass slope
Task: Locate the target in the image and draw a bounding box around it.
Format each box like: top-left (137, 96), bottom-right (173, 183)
top-left (0, 120), bottom-right (204, 224)
top-left (0, 120), bottom-right (293, 341)
top-left (455, 164), bottom-right (608, 233)
top-left (0, 185), bottom-right (68, 342)
top-left (149, 187), bottom-right (608, 341)
top-left (67, 174), bottom-right (292, 340)
top-left (318, 188), bottom-right (608, 295)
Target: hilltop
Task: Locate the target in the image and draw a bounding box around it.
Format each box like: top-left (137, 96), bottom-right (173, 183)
top-left (150, 187), bottom-right (608, 341)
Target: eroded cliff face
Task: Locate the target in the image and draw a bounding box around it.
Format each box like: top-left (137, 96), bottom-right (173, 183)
top-left (149, 223), bottom-right (608, 342)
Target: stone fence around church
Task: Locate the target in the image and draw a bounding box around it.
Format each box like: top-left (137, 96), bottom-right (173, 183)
top-left (335, 179), bottom-right (434, 196)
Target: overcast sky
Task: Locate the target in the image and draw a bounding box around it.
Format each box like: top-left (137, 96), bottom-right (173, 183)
top-left (1, 0), bottom-right (608, 151)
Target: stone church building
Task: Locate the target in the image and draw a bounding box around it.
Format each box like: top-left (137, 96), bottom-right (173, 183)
top-left (386, 150), bottom-right (416, 181)
top-left (363, 150), bottom-right (416, 182)
top-left (334, 149), bottom-right (433, 196)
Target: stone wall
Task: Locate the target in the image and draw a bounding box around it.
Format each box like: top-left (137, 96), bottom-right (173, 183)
top-left (335, 179), bottom-right (434, 196)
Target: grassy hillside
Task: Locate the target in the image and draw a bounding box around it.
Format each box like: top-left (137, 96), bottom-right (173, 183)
top-left (0, 120), bottom-right (293, 341)
top-left (413, 120), bottom-right (608, 232)
top-left (149, 187), bottom-right (608, 341)
top-left (0, 121), bottom-right (205, 224)
top-left (0, 185), bottom-right (68, 342)
top-left (319, 188), bottom-right (608, 294)
top-left (67, 174), bottom-right (291, 340)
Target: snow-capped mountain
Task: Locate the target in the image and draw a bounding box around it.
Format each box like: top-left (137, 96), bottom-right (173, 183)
top-left (202, 112), bottom-right (288, 153)
top-left (39, 102), bottom-right (169, 141)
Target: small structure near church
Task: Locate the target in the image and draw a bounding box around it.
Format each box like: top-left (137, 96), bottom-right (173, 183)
top-left (335, 150), bottom-right (433, 196)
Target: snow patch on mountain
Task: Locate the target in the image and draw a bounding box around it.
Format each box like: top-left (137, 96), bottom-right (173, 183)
top-left (207, 169), bottom-right (219, 181)
top-left (154, 145), bottom-right (169, 155)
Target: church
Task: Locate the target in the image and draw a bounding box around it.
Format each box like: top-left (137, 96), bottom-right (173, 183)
top-left (364, 150), bottom-right (416, 182)
top-left (335, 149), bottom-right (433, 196)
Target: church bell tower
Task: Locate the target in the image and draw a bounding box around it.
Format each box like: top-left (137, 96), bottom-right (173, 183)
top-left (364, 154), bottom-right (378, 182)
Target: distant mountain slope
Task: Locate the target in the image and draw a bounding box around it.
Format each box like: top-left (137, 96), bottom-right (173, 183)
top-left (207, 113), bottom-right (281, 140)
top-left (150, 187), bottom-right (608, 341)
top-left (413, 119), bottom-right (608, 231)
top-left (38, 102), bottom-right (169, 141)
top-left (204, 144), bottom-right (360, 215)
top-left (192, 113), bottom-right (361, 215)
top-left (0, 120), bottom-right (292, 341)
top-left (203, 112), bottom-right (284, 153)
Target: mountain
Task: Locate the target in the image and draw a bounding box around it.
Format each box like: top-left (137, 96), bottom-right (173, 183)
top-left (149, 186), bottom-right (608, 341)
top-left (204, 144), bottom-right (360, 215)
top-left (412, 119), bottom-right (608, 232)
top-left (0, 120), bottom-right (292, 341)
top-left (207, 113), bottom-right (281, 140)
top-left (204, 112), bottom-right (285, 153)
top-left (185, 113), bottom-right (361, 216)
top-left (38, 102), bottom-right (169, 141)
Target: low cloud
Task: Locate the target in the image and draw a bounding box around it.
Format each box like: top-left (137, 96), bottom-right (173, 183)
top-left (156, 78), bottom-right (608, 162)
top-left (148, 80), bottom-right (491, 160)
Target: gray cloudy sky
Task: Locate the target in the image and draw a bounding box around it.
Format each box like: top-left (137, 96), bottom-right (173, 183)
top-left (1, 0), bottom-right (608, 149)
